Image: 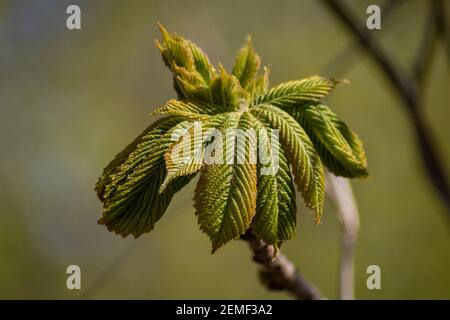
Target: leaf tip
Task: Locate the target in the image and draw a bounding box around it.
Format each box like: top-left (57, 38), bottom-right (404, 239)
top-left (158, 177), bottom-right (170, 194)
top-left (156, 22), bottom-right (170, 40)
top-left (154, 39), bottom-right (164, 51)
top-left (360, 171), bottom-right (371, 180)
top-left (313, 205), bottom-right (323, 225)
top-left (97, 216), bottom-right (106, 225)
top-left (314, 213), bottom-right (322, 225)
top-left (245, 34), bottom-right (253, 46)
top-left (334, 78), bottom-right (350, 85)
top-left (211, 244), bottom-right (220, 254)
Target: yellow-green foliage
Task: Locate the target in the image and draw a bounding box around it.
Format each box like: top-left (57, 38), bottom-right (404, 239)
top-left (95, 24), bottom-right (368, 252)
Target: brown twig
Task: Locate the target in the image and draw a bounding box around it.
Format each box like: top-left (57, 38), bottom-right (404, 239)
top-left (321, 0), bottom-right (450, 214)
top-left (241, 232), bottom-right (324, 300)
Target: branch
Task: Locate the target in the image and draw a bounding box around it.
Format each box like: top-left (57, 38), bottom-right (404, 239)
top-left (321, 0), bottom-right (450, 214)
top-left (322, 0), bottom-right (405, 77)
top-left (321, 0), bottom-right (417, 107)
top-left (434, 0), bottom-right (450, 64)
top-left (241, 232), bottom-right (324, 300)
top-left (326, 173), bottom-right (359, 300)
top-left (413, 0), bottom-right (439, 87)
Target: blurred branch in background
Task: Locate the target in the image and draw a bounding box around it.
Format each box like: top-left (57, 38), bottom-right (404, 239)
top-left (326, 173), bottom-right (359, 300)
top-left (413, 0), bottom-right (449, 87)
top-left (413, 0), bottom-right (439, 87)
top-left (321, 0), bottom-right (401, 300)
top-left (321, 0), bottom-right (450, 216)
top-left (241, 232), bottom-right (323, 300)
top-left (322, 0), bottom-right (405, 76)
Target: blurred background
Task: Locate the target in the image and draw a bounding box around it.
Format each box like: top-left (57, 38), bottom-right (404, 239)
top-left (0, 0), bottom-right (449, 299)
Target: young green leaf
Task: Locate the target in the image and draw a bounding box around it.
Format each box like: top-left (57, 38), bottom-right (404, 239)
top-left (99, 118), bottom-right (195, 237)
top-left (156, 24), bottom-right (216, 102)
top-left (210, 65), bottom-right (250, 111)
top-left (232, 36), bottom-right (261, 89)
top-left (286, 104), bottom-right (369, 178)
top-left (251, 105), bottom-right (325, 222)
top-left (245, 66), bottom-right (270, 99)
top-left (250, 116), bottom-right (296, 248)
top-left (194, 112), bottom-right (257, 252)
top-left (152, 99), bottom-right (224, 119)
top-left (189, 41), bottom-right (215, 85)
top-left (252, 76), bottom-right (338, 108)
top-left (159, 115), bottom-right (226, 192)
top-left (95, 121), bottom-right (161, 201)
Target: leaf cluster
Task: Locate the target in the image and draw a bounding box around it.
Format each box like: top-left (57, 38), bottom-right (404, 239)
top-left (96, 25), bottom-right (368, 252)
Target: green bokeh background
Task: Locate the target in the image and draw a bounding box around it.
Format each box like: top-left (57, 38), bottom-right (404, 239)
top-left (0, 0), bottom-right (449, 299)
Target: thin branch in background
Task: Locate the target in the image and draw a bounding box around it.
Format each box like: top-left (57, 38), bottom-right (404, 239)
top-left (326, 173), bottom-right (359, 300)
top-left (413, 0), bottom-right (439, 87)
top-left (322, 0), bottom-right (405, 77)
top-left (240, 232), bottom-right (324, 300)
top-left (321, 0), bottom-right (450, 215)
top-left (321, 0), bottom-right (417, 109)
top-left (433, 0), bottom-right (450, 64)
